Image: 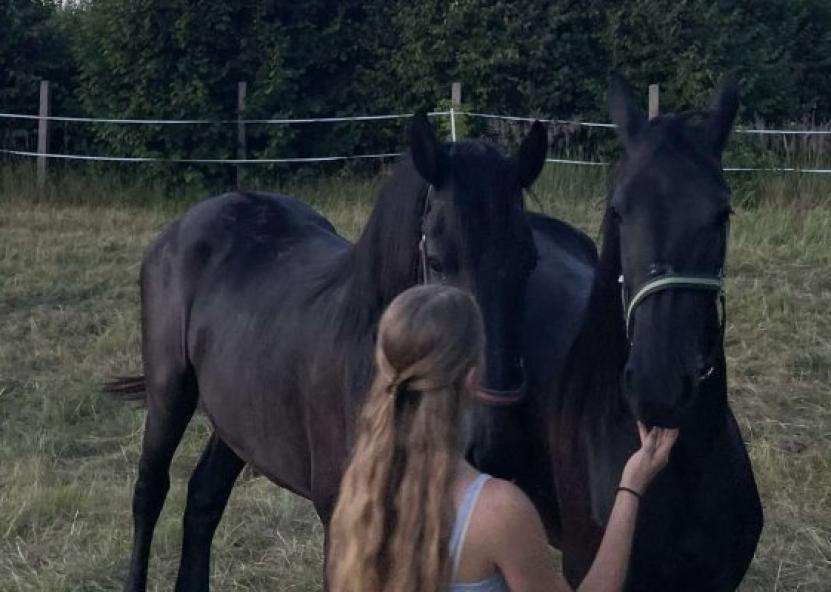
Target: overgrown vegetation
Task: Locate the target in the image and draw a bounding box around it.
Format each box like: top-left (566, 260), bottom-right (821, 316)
top-left (0, 168), bottom-right (829, 590)
top-left (2, 0), bottom-right (831, 185)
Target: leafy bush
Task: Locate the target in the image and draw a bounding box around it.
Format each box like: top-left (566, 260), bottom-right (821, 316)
top-left (2, 0), bottom-right (830, 190)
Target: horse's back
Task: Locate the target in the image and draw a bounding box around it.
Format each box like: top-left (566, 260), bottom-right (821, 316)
top-left (146, 190), bottom-right (337, 260)
top-left (528, 212), bottom-right (598, 268)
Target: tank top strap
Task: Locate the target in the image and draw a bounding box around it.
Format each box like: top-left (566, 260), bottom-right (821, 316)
top-left (449, 473), bottom-right (491, 579)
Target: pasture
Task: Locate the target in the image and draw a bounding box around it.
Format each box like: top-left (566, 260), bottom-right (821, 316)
top-left (1, 164), bottom-right (829, 591)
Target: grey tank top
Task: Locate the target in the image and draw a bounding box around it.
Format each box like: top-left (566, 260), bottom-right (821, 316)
top-left (447, 474), bottom-right (510, 592)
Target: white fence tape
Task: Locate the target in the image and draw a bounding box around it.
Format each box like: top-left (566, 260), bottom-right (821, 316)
top-left (0, 111), bottom-right (450, 125)
top-left (1, 108), bottom-right (830, 172)
top-left (461, 111), bottom-right (615, 129)
top-left (724, 166), bottom-right (831, 173)
top-left (461, 111), bottom-right (831, 135)
top-left (546, 158), bottom-right (609, 167)
top-left (0, 148), bottom-right (401, 164)
top-left (2, 108), bottom-right (830, 135)
top-left (5, 147), bottom-right (827, 173)
top-left (542, 159), bottom-right (831, 173)
top-left (735, 129), bottom-right (831, 136)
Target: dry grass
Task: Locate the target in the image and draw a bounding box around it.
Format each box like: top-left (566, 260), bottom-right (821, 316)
top-left (0, 164), bottom-right (829, 590)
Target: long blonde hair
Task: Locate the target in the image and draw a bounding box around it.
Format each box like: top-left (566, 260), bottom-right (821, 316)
top-left (329, 284), bottom-right (485, 592)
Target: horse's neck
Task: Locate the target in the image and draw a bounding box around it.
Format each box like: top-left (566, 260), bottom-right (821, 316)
top-left (579, 352), bottom-right (731, 526)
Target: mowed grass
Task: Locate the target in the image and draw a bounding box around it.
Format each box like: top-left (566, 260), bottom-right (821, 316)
top-left (1, 164), bottom-right (830, 591)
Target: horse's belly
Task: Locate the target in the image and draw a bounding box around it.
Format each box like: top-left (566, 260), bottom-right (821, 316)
top-left (197, 357), bottom-right (316, 498)
top-left (187, 255), bottom-right (352, 500)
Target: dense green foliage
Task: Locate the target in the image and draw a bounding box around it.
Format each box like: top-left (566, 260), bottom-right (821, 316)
top-left (0, 0), bottom-right (78, 150)
top-left (2, 0), bottom-right (831, 184)
top-left (0, 1), bottom-right (74, 112)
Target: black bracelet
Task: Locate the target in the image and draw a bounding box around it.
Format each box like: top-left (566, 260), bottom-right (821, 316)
top-left (616, 486), bottom-right (642, 500)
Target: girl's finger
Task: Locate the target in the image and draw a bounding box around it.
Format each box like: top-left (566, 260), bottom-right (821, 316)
top-left (662, 429), bottom-right (680, 451)
top-left (655, 429), bottom-right (679, 458)
top-left (642, 427), bottom-right (658, 454)
top-left (637, 421), bottom-right (648, 443)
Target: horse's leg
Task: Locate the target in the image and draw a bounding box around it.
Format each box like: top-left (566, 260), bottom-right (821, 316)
top-left (125, 371), bottom-right (198, 592)
top-left (174, 432), bottom-right (244, 592)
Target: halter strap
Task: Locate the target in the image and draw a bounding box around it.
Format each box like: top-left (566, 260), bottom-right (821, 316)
top-left (418, 184), bottom-right (434, 285)
top-left (624, 274), bottom-right (724, 336)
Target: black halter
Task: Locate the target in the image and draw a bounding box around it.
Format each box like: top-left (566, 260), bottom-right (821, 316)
top-left (418, 185), bottom-right (434, 285)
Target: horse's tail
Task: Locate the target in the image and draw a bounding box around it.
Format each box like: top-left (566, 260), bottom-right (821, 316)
top-left (103, 375), bottom-right (147, 403)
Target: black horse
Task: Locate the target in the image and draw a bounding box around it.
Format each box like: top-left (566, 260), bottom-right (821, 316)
top-left (535, 76), bottom-right (763, 591)
top-left (107, 114), bottom-right (596, 591)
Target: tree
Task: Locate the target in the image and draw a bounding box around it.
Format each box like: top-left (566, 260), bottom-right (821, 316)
top-left (0, 0), bottom-right (77, 148)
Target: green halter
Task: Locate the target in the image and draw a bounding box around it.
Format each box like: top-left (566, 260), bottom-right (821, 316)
top-left (620, 273), bottom-right (725, 342)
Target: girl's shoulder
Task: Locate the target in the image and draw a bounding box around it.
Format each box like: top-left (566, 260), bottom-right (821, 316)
top-left (475, 477), bottom-right (538, 527)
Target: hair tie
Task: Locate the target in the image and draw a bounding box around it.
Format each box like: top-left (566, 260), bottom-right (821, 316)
top-left (385, 373), bottom-right (401, 396)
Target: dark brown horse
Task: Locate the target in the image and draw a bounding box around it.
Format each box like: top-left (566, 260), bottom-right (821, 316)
top-left (533, 75), bottom-right (763, 591)
top-left (107, 114), bottom-right (598, 591)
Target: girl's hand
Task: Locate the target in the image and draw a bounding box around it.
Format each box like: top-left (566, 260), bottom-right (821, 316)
top-left (619, 422), bottom-right (679, 495)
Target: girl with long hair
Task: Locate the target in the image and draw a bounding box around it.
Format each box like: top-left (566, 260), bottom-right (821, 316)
top-left (329, 284), bottom-right (678, 592)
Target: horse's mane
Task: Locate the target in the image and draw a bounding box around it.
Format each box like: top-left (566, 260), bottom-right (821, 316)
top-left (554, 203), bottom-right (629, 432)
top-left (319, 152), bottom-right (428, 337)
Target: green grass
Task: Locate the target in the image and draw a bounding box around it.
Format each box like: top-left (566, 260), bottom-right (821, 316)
top-left (1, 163), bottom-right (829, 591)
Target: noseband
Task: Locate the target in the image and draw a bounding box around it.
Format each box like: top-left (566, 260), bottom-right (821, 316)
top-left (619, 271), bottom-right (726, 381)
top-left (418, 184), bottom-right (527, 405)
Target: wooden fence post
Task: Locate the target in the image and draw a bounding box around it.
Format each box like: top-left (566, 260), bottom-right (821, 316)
top-left (451, 82), bottom-right (462, 107)
top-left (648, 84), bottom-right (660, 120)
top-left (237, 81), bottom-right (247, 188)
top-left (37, 80), bottom-right (50, 189)
top-left (450, 82), bottom-right (462, 141)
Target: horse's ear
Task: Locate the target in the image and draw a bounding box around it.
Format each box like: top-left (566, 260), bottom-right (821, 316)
top-left (410, 112), bottom-right (445, 186)
top-left (515, 120), bottom-right (548, 188)
top-left (708, 72), bottom-right (739, 156)
top-left (608, 73), bottom-right (646, 150)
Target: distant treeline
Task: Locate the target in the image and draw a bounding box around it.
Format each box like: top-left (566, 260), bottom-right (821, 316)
top-left (2, 0), bottom-right (830, 182)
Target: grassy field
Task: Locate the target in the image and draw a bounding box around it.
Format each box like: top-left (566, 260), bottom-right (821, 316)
top-left (1, 163), bottom-right (829, 591)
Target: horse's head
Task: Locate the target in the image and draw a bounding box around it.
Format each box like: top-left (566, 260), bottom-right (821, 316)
top-left (408, 113), bottom-right (546, 430)
top-left (608, 75), bottom-right (737, 428)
